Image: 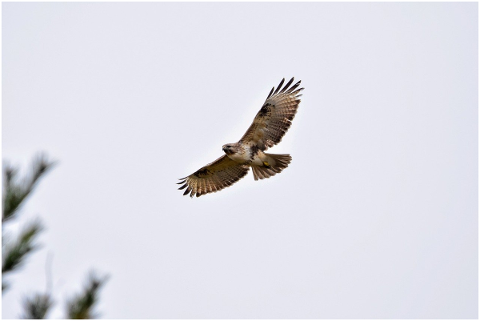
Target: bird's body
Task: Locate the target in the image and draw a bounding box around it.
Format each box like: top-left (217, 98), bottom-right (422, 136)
top-left (178, 77), bottom-right (304, 197)
top-left (222, 143), bottom-right (264, 167)
top-left (222, 143), bottom-right (251, 164)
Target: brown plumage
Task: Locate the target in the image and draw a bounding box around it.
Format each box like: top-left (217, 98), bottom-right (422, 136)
top-left (178, 77), bottom-right (304, 198)
top-left (240, 77), bottom-right (303, 150)
top-left (177, 156), bottom-right (249, 198)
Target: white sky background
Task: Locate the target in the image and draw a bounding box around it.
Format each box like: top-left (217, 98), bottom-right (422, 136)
top-left (2, 2), bottom-right (477, 318)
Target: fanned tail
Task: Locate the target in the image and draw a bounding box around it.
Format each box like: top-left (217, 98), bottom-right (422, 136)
top-left (252, 154), bottom-right (292, 181)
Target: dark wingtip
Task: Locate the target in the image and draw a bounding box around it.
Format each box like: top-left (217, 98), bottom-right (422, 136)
top-left (267, 86), bottom-right (274, 99)
top-left (273, 78), bottom-right (285, 95)
top-left (281, 77), bottom-right (294, 93)
top-left (286, 80), bottom-right (302, 93)
top-left (292, 87), bottom-right (304, 96)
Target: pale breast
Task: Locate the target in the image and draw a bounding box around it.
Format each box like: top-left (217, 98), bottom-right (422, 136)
top-left (226, 147), bottom-right (251, 164)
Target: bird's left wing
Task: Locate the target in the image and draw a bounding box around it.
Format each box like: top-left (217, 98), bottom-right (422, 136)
top-left (177, 155), bottom-right (250, 198)
top-left (239, 77), bottom-right (303, 151)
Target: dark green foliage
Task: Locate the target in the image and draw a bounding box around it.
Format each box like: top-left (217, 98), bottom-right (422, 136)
top-left (3, 154), bottom-right (55, 222)
top-left (2, 153), bottom-right (108, 318)
top-left (21, 293), bottom-right (54, 319)
top-left (66, 272), bottom-right (109, 319)
top-left (2, 154), bottom-right (54, 292)
top-left (2, 220), bottom-right (44, 290)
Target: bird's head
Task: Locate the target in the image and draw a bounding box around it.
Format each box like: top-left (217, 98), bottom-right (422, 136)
top-left (222, 143), bottom-right (236, 155)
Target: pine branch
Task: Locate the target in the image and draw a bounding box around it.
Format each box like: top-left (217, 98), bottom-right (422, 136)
top-left (3, 153), bottom-right (56, 222)
top-left (66, 272), bottom-right (109, 319)
top-left (2, 153), bottom-right (110, 317)
top-left (21, 293), bottom-right (54, 319)
top-left (2, 220), bottom-right (44, 291)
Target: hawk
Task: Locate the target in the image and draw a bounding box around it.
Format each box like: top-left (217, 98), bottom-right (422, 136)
top-left (178, 77), bottom-right (304, 197)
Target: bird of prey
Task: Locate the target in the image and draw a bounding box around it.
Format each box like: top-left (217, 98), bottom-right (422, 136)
top-left (178, 77), bottom-right (304, 198)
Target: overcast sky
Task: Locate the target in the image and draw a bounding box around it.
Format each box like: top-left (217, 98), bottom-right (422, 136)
top-left (2, 2), bottom-right (477, 318)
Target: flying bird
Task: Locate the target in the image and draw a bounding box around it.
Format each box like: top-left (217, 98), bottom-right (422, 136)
top-left (178, 77), bottom-right (304, 197)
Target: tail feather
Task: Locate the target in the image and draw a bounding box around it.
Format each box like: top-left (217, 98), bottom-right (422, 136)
top-left (252, 153), bottom-right (292, 181)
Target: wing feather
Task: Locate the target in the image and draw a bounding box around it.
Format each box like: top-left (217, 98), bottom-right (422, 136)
top-left (281, 77), bottom-right (294, 92)
top-left (273, 78), bottom-right (285, 95)
top-left (240, 77), bottom-right (303, 150)
top-left (178, 155), bottom-right (250, 198)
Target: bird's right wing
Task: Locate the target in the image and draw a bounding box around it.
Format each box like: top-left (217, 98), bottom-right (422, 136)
top-left (177, 155), bottom-right (250, 198)
top-left (239, 77), bottom-right (303, 151)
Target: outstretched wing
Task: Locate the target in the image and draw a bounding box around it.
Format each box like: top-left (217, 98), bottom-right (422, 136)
top-left (177, 155), bottom-right (250, 198)
top-left (240, 77), bottom-right (303, 151)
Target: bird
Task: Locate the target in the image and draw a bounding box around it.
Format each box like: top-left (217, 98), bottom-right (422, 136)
top-left (177, 77), bottom-right (304, 198)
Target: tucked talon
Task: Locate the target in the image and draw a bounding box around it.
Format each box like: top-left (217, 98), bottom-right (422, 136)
top-left (263, 161), bottom-right (271, 167)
